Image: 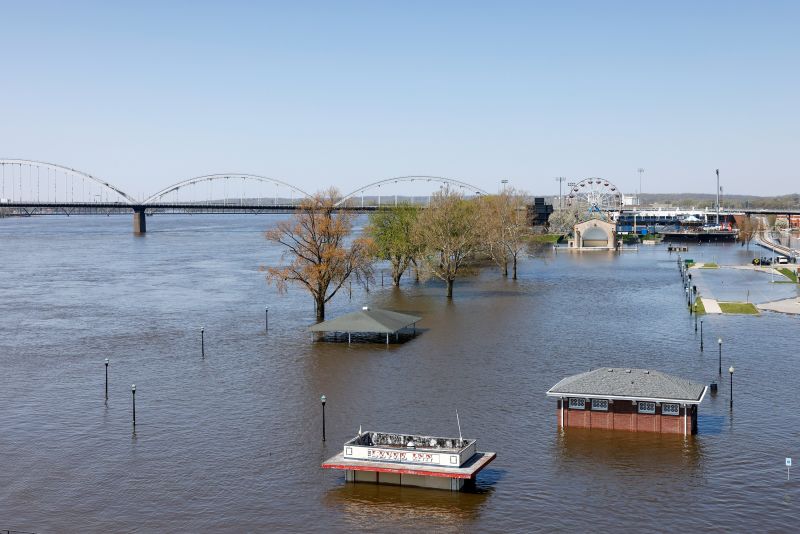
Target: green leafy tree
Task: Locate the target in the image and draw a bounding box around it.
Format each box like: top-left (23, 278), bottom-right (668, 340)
top-left (367, 204), bottom-right (420, 286)
top-left (414, 188), bottom-right (481, 298)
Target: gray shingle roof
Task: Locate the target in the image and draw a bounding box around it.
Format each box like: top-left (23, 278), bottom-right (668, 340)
top-left (309, 308), bottom-right (421, 334)
top-left (546, 368), bottom-right (707, 403)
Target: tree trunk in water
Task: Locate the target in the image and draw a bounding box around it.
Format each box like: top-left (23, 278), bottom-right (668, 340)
top-left (315, 296), bottom-right (325, 322)
top-left (392, 262), bottom-right (402, 286)
top-left (503, 260), bottom-right (508, 277)
top-left (512, 256), bottom-right (518, 280)
top-left (446, 278), bottom-right (454, 298)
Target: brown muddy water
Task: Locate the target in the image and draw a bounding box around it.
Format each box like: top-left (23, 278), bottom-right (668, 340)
top-left (1, 215), bottom-right (798, 533)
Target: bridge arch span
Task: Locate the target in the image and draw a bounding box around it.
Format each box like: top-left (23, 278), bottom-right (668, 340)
top-left (142, 173), bottom-right (312, 205)
top-left (336, 176), bottom-right (489, 207)
top-left (0, 158), bottom-right (135, 203)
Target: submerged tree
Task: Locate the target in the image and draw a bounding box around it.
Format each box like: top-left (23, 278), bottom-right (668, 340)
top-left (264, 188), bottom-right (374, 322)
top-left (478, 188), bottom-right (531, 279)
top-left (414, 188), bottom-right (481, 298)
top-left (737, 216), bottom-right (756, 250)
top-left (367, 204), bottom-right (420, 286)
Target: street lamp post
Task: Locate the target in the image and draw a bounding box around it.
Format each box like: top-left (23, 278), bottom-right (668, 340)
top-left (104, 358), bottom-right (109, 401)
top-left (718, 338), bottom-right (723, 375)
top-left (700, 320), bottom-right (704, 351)
top-left (694, 306), bottom-right (698, 331)
top-left (320, 394), bottom-right (327, 442)
top-left (729, 366), bottom-right (735, 408)
top-left (201, 327), bottom-right (205, 359)
top-left (131, 384), bottom-right (136, 428)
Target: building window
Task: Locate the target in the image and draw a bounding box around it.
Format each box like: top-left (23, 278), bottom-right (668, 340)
top-left (568, 398), bottom-right (586, 410)
top-left (662, 403), bottom-right (680, 416)
top-left (591, 399), bottom-right (609, 411)
top-left (638, 401), bottom-right (656, 414)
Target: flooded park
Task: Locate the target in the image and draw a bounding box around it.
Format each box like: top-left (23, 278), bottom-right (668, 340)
top-left (1, 214), bottom-right (799, 532)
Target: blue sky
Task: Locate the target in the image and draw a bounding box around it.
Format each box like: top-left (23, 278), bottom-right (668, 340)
top-left (1, 1), bottom-right (797, 197)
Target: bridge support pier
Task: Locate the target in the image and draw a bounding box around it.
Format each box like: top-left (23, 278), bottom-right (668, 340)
top-left (133, 208), bottom-right (147, 234)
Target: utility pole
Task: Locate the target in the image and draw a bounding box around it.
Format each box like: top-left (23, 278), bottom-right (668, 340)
top-left (637, 168), bottom-right (644, 206)
top-left (555, 177), bottom-right (566, 209)
top-left (716, 169), bottom-right (720, 226)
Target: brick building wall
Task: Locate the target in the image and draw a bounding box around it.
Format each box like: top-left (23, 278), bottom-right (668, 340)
top-left (557, 398), bottom-right (697, 434)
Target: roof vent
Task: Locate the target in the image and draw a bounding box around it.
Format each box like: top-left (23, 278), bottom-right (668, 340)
top-left (625, 369), bottom-right (631, 373)
top-left (644, 370), bottom-right (650, 374)
top-left (607, 368), bottom-right (614, 372)
top-left (362, 306), bottom-right (369, 311)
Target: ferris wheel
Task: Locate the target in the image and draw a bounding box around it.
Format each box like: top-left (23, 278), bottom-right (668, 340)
top-left (566, 178), bottom-right (623, 215)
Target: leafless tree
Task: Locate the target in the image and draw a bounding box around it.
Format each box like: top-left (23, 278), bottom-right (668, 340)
top-left (478, 188), bottom-right (531, 279)
top-left (264, 188), bottom-right (374, 321)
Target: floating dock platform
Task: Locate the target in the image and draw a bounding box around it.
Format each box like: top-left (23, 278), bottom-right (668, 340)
top-left (322, 431), bottom-right (496, 491)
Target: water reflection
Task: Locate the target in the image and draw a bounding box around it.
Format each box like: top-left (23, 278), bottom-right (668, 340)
top-left (555, 428), bottom-right (705, 477)
top-left (324, 481), bottom-right (491, 529)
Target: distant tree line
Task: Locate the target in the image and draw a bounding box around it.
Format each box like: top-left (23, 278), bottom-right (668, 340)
top-left (263, 187), bottom-right (533, 320)
top-left (639, 193), bottom-right (800, 210)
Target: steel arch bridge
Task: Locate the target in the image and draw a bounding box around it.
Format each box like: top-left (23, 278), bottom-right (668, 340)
top-left (336, 176), bottom-right (489, 207)
top-left (0, 160), bottom-right (495, 233)
top-left (0, 158), bottom-right (135, 204)
top-left (142, 173), bottom-right (312, 205)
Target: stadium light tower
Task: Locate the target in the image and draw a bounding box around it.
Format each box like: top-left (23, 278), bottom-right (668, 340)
top-left (637, 168), bottom-right (645, 206)
top-left (555, 177), bottom-right (566, 208)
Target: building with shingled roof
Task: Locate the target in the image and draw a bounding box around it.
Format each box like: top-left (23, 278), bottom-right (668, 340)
top-left (546, 368), bottom-right (707, 435)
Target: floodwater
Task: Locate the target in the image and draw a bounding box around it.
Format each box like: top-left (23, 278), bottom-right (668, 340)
top-left (1, 215), bottom-right (799, 533)
top-left (692, 266), bottom-right (797, 304)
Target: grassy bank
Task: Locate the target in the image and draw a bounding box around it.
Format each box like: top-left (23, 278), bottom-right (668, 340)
top-left (530, 234), bottom-right (562, 244)
top-left (719, 302), bottom-right (759, 314)
top-left (694, 297), bottom-right (706, 314)
top-left (700, 262), bottom-right (719, 269)
top-left (778, 267), bottom-right (798, 283)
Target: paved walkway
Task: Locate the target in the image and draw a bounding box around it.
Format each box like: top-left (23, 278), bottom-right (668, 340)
top-left (701, 297), bottom-right (722, 314)
top-left (758, 298), bottom-right (800, 315)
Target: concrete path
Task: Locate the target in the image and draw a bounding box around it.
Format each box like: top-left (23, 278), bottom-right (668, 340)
top-left (701, 297), bottom-right (722, 314)
top-left (758, 298), bottom-right (800, 315)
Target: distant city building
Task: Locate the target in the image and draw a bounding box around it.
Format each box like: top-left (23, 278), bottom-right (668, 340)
top-left (546, 368), bottom-right (707, 435)
top-left (527, 197), bottom-right (553, 226)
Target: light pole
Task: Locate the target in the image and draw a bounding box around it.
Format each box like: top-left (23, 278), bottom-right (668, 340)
top-left (694, 305), bottom-right (698, 331)
top-left (718, 338), bottom-right (723, 375)
top-left (201, 327), bottom-right (205, 359)
top-left (715, 169), bottom-right (720, 226)
top-left (320, 394), bottom-right (327, 442)
top-left (700, 320), bottom-right (704, 351)
top-left (555, 177), bottom-right (566, 209)
top-left (265, 307), bottom-right (269, 331)
top-left (131, 384), bottom-right (136, 428)
top-left (637, 168), bottom-right (644, 206)
top-left (729, 366), bottom-right (734, 408)
top-left (104, 358), bottom-right (109, 401)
